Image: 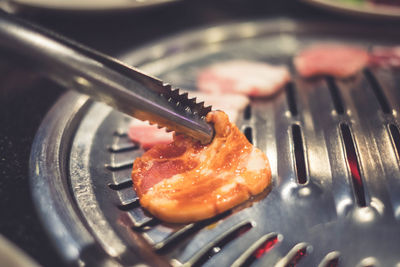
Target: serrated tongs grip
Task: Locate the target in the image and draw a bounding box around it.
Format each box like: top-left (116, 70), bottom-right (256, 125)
top-left (0, 11), bottom-right (214, 144)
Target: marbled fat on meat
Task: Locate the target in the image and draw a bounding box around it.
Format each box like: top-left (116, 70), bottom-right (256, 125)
top-left (131, 111), bottom-right (271, 223)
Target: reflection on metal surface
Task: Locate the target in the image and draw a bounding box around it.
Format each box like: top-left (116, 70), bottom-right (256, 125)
top-left (318, 251), bottom-right (340, 267)
top-left (303, 0), bottom-right (400, 19)
top-left (370, 197), bottom-right (385, 216)
top-left (352, 207), bottom-right (376, 224)
top-left (356, 256), bottom-right (379, 267)
top-left (31, 19), bottom-right (400, 266)
top-left (336, 197), bottom-right (353, 216)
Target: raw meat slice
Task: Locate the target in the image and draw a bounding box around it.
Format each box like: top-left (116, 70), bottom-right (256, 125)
top-left (128, 120), bottom-right (173, 150)
top-left (131, 111), bottom-right (271, 223)
top-left (294, 44), bottom-right (369, 78)
top-left (189, 92), bottom-right (249, 123)
top-left (189, 92), bottom-right (249, 111)
top-left (369, 46), bottom-right (400, 69)
top-left (197, 60), bottom-right (290, 97)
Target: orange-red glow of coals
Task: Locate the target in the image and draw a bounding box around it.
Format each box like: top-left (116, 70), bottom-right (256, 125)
top-left (288, 248), bottom-right (307, 267)
top-left (348, 157), bottom-right (362, 186)
top-left (347, 148), bottom-right (366, 206)
top-left (253, 236), bottom-right (278, 259)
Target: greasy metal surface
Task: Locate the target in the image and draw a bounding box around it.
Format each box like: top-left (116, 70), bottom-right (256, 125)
top-left (302, 0), bottom-right (400, 20)
top-left (31, 18), bottom-right (400, 266)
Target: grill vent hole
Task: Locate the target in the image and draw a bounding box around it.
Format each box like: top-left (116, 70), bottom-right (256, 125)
top-left (244, 127), bottom-right (253, 144)
top-left (244, 105), bottom-right (252, 120)
top-left (108, 181), bottom-right (133, 190)
top-left (364, 69), bottom-right (391, 114)
top-left (292, 125), bottom-right (308, 184)
top-left (191, 223), bottom-right (252, 267)
top-left (240, 235), bottom-right (279, 266)
top-left (326, 77), bottom-right (345, 115)
top-left (275, 243), bottom-right (309, 267)
top-left (285, 82), bottom-right (298, 116)
top-left (389, 124), bottom-right (400, 162)
top-left (323, 258), bottom-right (339, 267)
top-left (118, 200), bottom-right (140, 211)
top-left (289, 247), bottom-right (308, 266)
top-left (155, 211), bottom-right (232, 253)
top-left (340, 123), bottom-right (367, 207)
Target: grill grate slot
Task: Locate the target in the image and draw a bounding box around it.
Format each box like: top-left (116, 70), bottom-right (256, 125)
top-left (389, 124), bottom-right (400, 163)
top-left (183, 221), bottom-right (252, 267)
top-left (244, 127), bottom-right (253, 144)
top-left (231, 233), bottom-right (280, 267)
top-left (153, 211), bottom-right (231, 252)
top-left (326, 77), bottom-right (345, 115)
top-left (275, 243), bottom-right (309, 267)
top-left (292, 124), bottom-right (308, 184)
top-left (153, 223), bottom-right (196, 251)
top-left (285, 82), bottom-right (298, 116)
top-left (108, 180), bottom-right (132, 190)
top-left (364, 69), bottom-right (391, 114)
top-left (244, 105), bottom-right (252, 120)
top-left (340, 123), bottom-right (367, 207)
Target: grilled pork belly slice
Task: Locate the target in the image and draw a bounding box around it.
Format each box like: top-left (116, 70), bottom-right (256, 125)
top-left (131, 111), bottom-right (271, 223)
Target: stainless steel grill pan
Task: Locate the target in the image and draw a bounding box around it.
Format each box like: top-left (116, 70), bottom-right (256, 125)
top-left (30, 18), bottom-right (400, 267)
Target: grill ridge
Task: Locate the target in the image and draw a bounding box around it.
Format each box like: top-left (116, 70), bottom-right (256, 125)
top-left (105, 159), bottom-right (134, 171)
top-left (116, 187), bottom-right (139, 207)
top-left (317, 251), bottom-right (340, 267)
top-left (291, 124), bottom-right (308, 185)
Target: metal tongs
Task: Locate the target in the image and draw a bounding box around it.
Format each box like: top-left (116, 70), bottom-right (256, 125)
top-left (0, 12), bottom-right (214, 144)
